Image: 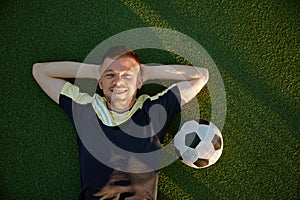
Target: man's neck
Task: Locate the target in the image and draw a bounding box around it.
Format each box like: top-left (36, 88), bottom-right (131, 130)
top-left (106, 99), bottom-right (136, 113)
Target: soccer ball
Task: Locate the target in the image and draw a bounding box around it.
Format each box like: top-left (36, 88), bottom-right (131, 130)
top-left (174, 119), bottom-right (223, 169)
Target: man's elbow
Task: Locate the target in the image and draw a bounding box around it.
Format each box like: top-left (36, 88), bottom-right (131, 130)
top-left (201, 68), bottom-right (209, 84)
top-left (32, 63), bottom-right (45, 81)
top-left (32, 63), bottom-right (38, 78)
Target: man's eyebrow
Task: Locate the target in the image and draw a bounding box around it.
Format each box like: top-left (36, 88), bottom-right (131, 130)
top-left (103, 69), bottom-right (114, 73)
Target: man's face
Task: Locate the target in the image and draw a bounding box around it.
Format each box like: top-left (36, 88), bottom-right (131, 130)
top-left (99, 57), bottom-right (142, 112)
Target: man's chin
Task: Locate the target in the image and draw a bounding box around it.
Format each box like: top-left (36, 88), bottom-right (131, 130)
top-left (110, 95), bottom-right (129, 105)
top-left (111, 94), bottom-right (127, 101)
top-left (109, 102), bottom-right (132, 113)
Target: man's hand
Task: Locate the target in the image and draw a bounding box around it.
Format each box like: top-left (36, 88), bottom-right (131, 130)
top-left (93, 185), bottom-right (134, 199)
top-left (139, 64), bottom-right (150, 84)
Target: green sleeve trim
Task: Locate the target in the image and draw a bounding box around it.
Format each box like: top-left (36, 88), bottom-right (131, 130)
top-left (149, 84), bottom-right (177, 101)
top-left (60, 82), bottom-right (93, 104)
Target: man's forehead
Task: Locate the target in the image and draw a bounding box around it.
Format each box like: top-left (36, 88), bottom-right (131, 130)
top-left (102, 57), bottom-right (139, 72)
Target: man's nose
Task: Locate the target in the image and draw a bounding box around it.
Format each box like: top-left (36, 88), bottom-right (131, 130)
top-left (113, 74), bottom-right (123, 85)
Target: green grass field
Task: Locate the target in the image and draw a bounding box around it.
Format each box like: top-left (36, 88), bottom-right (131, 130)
top-left (1, 0), bottom-right (299, 199)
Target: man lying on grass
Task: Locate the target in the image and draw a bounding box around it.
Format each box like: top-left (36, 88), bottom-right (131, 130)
top-left (32, 46), bottom-right (208, 200)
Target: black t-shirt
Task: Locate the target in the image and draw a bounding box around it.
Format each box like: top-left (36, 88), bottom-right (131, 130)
top-left (59, 82), bottom-right (181, 200)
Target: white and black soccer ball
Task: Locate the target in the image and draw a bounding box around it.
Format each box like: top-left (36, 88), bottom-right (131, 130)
top-left (174, 119), bottom-right (223, 169)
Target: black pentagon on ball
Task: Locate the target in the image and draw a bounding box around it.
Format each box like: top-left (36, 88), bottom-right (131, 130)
top-left (211, 134), bottom-right (222, 150)
top-left (185, 132), bottom-right (201, 149)
top-left (195, 118), bottom-right (210, 125)
top-left (193, 158), bottom-right (209, 167)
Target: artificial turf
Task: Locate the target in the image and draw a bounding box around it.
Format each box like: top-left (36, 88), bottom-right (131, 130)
top-left (0, 0), bottom-right (299, 199)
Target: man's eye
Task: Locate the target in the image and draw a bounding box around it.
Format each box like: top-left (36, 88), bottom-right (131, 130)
top-left (123, 74), bottom-right (132, 79)
top-left (105, 74), bottom-right (114, 78)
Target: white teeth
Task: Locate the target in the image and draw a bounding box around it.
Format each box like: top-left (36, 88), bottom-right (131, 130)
top-left (113, 89), bottom-right (126, 94)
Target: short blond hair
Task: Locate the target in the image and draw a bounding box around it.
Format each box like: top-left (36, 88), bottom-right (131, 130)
top-left (101, 46), bottom-right (140, 65)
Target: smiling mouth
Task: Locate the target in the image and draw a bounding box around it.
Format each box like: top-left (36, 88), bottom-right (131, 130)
top-left (110, 88), bottom-right (128, 94)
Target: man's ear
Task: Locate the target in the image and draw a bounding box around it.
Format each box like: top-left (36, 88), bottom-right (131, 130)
top-left (137, 76), bottom-right (143, 89)
top-left (98, 79), bottom-right (103, 90)
top-left (137, 67), bottom-right (143, 89)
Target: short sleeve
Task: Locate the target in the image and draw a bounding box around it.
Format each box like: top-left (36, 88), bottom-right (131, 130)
top-left (148, 84), bottom-right (182, 143)
top-left (59, 82), bottom-right (93, 120)
top-left (59, 82), bottom-right (75, 120)
top-left (151, 84), bottom-right (182, 116)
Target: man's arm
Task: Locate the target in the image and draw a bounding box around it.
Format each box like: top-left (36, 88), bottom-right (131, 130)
top-left (32, 61), bottom-right (100, 104)
top-left (141, 64), bottom-right (209, 106)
